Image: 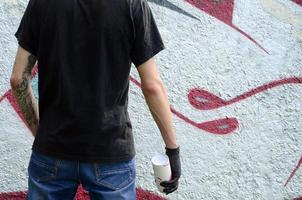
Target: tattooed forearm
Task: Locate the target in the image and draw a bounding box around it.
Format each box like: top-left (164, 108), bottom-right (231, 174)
top-left (11, 54), bottom-right (39, 137)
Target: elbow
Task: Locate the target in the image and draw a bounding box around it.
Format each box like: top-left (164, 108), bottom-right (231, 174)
top-left (10, 77), bottom-right (23, 90)
top-left (141, 80), bottom-right (164, 95)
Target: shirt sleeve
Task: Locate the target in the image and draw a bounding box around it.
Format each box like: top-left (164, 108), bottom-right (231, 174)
top-left (15, 0), bottom-right (39, 56)
top-left (130, 0), bottom-right (166, 68)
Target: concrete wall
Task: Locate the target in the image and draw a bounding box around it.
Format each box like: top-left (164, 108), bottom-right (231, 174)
top-left (0, 0), bottom-right (301, 199)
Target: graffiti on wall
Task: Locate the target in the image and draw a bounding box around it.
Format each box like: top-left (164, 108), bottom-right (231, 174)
top-left (0, 0), bottom-right (301, 199)
top-left (293, 0), bottom-right (302, 6)
top-left (152, 0), bottom-right (269, 53)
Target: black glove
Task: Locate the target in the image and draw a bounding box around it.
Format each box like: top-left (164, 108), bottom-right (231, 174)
top-left (160, 146), bottom-right (181, 195)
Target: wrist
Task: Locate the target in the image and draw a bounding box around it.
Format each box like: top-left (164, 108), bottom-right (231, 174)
top-left (165, 145), bottom-right (180, 156)
top-left (165, 144), bottom-right (179, 149)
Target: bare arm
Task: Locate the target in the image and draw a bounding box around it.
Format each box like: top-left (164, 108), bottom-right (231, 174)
top-left (10, 46), bottom-right (39, 137)
top-left (137, 57), bottom-right (178, 149)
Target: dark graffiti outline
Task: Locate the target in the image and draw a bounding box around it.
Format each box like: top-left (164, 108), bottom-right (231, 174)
top-left (148, 0), bottom-right (200, 21)
top-left (188, 77), bottom-right (302, 110)
top-left (150, 0), bottom-right (269, 53)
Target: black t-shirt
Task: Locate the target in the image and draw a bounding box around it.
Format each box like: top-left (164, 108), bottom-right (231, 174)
top-left (15, 0), bottom-right (165, 163)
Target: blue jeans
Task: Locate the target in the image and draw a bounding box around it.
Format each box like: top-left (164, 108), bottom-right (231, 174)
top-left (26, 150), bottom-right (136, 200)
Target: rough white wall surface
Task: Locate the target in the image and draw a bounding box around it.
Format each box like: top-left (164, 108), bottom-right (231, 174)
top-left (0, 0), bottom-right (301, 199)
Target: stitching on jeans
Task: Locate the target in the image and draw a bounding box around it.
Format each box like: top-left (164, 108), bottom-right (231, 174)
top-left (97, 172), bottom-right (131, 191)
top-left (128, 159), bottom-right (133, 180)
top-left (31, 157), bottom-right (55, 171)
top-left (94, 163), bottom-right (133, 190)
top-left (94, 163), bottom-right (100, 181)
top-left (30, 156), bottom-right (58, 182)
top-left (101, 168), bottom-right (130, 175)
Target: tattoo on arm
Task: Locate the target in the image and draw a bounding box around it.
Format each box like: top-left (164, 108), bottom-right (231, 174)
top-left (12, 54), bottom-right (39, 137)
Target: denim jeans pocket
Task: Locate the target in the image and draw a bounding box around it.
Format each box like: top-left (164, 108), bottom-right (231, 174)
top-left (94, 158), bottom-right (136, 190)
top-left (28, 151), bottom-right (59, 182)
